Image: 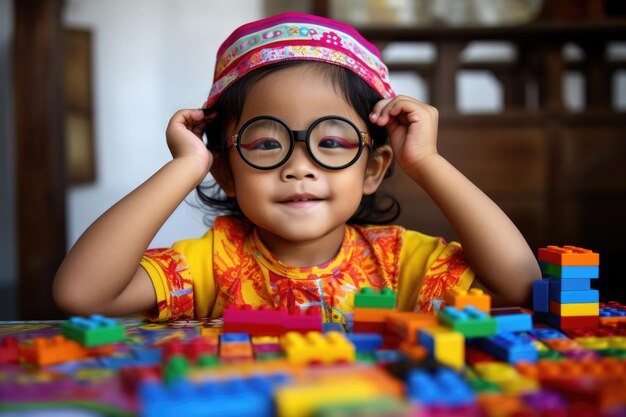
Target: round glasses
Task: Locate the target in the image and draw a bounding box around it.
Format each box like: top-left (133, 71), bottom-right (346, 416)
top-left (227, 115), bottom-right (371, 170)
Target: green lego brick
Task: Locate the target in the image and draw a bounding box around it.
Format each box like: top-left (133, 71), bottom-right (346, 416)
top-left (60, 315), bottom-right (126, 347)
top-left (354, 287), bottom-right (397, 309)
top-left (437, 306), bottom-right (497, 338)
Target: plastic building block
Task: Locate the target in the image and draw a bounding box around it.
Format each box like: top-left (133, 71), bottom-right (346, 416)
top-left (0, 336), bottom-right (19, 364)
top-left (322, 322), bottom-right (346, 333)
top-left (345, 333), bottom-right (383, 352)
top-left (161, 336), bottom-right (218, 364)
top-left (444, 288), bottom-right (491, 312)
top-left (532, 279), bottom-right (550, 313)
top-left (280, 331), bottom-right (355, 365)
top-left (471, 361), bottom-right (539, 395)
top-left (540, 262), bottom-right (599, 279)
top-left (406, 367), bottom-right (475, 406)
top-left (418, 325), bottom-right (465, 370)
top-left (536, 312), bottom-right (600, 329)
top-left (274, 369), bottom-right (396, 417)
top-left (529, 327), bottom-right (568, 340)
top-left (60, 315), bottom-right (126, 347)
top-left (354, 287), bottom-right (397, 309)
top-left (548, 288), bottom-right (599, 304)
top-left (600, 306), bottom-right (626, 324)
top-left (437, 305), bottom-right (497, 337)
top-left (222, 304), bottom-right (287, 336)
top-left (19, 335), bottom-right (89, 366)
top-left (283, 307), bottom-right (323, 334)
top-left (538, 245), bottom-right (599, 266)
top-left (385, 311), bottom-right (438, 344)
top-left (139, 374), bottom-right (288, 417)
top-left (549, 301), bottom-right (599, 316)
top-left (476, 333), bottom-right (538, 364)
top-left (548, 277), bottom-right (591, 291)
top-left (493, 312), bottom-right (533, 333)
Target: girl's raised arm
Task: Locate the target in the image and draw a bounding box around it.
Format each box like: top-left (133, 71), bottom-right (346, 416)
top-left (53, 109), bottom-right (213, 316)
top-left (370, 97), bottom-right (541, 306)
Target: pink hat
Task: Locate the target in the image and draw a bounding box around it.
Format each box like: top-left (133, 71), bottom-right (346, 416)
top-left (203, 12), bottom-right (395, 109)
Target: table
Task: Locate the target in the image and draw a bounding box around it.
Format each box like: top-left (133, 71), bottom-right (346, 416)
top-left (1, 312), bottom-right (625, 417)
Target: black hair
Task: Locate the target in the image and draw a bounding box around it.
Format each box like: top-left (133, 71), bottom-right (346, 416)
top-left (196, 61), bottom-right (400, 225)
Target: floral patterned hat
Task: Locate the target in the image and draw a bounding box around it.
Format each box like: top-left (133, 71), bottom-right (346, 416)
top-left (203, 12), bottom-right (395, 109)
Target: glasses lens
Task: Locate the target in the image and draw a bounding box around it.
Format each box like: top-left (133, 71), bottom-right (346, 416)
top-left (309, 118), bottom-right (362, 168)
top-left (238, 119), bottom-right (291, 168)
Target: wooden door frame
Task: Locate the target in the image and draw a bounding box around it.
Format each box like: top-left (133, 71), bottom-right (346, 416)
top-left (14, 0), bottom-right (66, 319)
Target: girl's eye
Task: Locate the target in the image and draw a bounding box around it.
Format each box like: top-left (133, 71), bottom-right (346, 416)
top-left (241, 137), bottom-right (282, 151)
top-left (318, 137), bottom-right (359, 149)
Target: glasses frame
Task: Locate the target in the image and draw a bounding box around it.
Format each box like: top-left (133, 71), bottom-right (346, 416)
top-left (228, 115), bottom-right (371, 171)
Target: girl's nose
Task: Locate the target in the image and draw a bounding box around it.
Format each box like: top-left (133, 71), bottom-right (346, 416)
top-left (280, 142), bottom-right (318, 180)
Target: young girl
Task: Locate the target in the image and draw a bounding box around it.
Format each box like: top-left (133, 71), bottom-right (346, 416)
top-left (53, 12), bottom-right (540, 324)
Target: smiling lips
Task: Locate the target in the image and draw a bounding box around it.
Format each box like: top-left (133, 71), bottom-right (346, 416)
top-left (280, 193), bottom-right (324, 206)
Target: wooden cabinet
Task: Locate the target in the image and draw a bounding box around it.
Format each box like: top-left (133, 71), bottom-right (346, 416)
top-left (320, 3), bottom-right (626, 298)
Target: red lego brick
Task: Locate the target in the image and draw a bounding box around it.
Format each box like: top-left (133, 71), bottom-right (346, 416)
top-left (0, 336), bottom-right (19, 364)
top-left (284, 307), bottom-right (323, 334)
top-left (538, 245), bottom-right (600, 266)
top-left (223, 304), bottom-right (287, 336)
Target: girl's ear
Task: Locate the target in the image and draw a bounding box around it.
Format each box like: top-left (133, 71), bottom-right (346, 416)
top-left (210, 153), bottom-right (236, 197)
top-left (363, 144), bottom-right (393, 195)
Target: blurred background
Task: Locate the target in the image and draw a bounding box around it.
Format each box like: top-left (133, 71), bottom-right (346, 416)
top-left (0, 0), bottom-right (624, 319)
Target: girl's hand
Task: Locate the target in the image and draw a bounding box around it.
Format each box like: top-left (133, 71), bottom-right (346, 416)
top-left (369, 96), bottom-right (439, 175)
top-left (166, 109), bottom-right (216, 175)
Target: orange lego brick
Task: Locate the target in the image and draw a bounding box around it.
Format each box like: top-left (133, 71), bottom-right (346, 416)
top-left (538, 245), bottom-right (600, 266)
top-left (353, 307), bottom-right (394, 323)
top-left (444, 288), bottom-right (491, 313)
top-left (385, 311), bottom-right (438, 344)
top-left (398, 341), bottom-right (428, 362)
top-left (19, 335), bottom-right (89, 366)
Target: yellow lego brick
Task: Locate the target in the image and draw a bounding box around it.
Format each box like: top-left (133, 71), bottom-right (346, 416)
top-left (444, 288), bottom-right (491, 313)
top-left (275, 371), bottom-right (399, 417)
top-left (474, 362), bottom-right (521, 386)
top-left (419, 325), bottom-right (464, 370)
top-left (549, 301), bottom-right (599, 316)
top-left (280, 331), bottom-right (355, 365)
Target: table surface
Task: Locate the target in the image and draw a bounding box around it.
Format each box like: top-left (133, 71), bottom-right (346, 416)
top-left (0, 314), bottom-right (625, 417)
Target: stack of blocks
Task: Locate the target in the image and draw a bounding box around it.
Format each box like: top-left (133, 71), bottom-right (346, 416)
top-left (352, 288), bottom-right (397, 339)
top-left (533, 245), bottom-right (600, 329)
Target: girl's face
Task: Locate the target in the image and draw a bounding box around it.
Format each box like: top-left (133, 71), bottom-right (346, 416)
top-left (220, 65), bottom-right (390, 265)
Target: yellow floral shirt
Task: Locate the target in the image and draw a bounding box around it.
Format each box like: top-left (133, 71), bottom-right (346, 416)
top-left (140, 216), bottom-right (474, 324)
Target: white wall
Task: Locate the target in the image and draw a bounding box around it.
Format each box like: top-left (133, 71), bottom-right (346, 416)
top-left (63, 0), bottom-right (264, 249)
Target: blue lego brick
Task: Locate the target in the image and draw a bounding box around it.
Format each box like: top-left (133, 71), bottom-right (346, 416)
top-left (220, 333), bottom-right (251, 344)
top-left (548, 277), bottom-right (591, 291)
top-left (533, 279), bottom-right (549, 313)
top-left (476, 333), bottom-right (538, 364)
top-left (600, 307), bottom-right (626, 318)
top-left (493, 313), bottom-right (533, 333)
top-left (540, 262), bottom-right (599, 279)
top-left (346, 333), bottom-right (383, 352)
top-left (322, 322), bottom-right (346, 333)
top-left (407, 367), bottom-right (475, 407)
top-left (437, 306), bottom-right (497, 337)
top-left (548, 288), bottom-right (599, 304)
top-left (373, 349), bottom-right (407, 364)
top-left (139, 374), bottom-right (289, 417)
top-left (528, 327), bottom-right (568, 340)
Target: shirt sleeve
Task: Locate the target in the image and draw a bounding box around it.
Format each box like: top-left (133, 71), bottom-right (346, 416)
top-left (396, 230), bottom-right (474, 313)
top-left (140, 230), bottom-right (217, 322)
